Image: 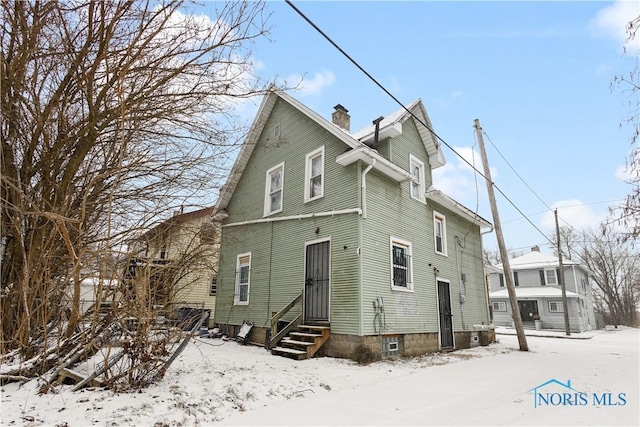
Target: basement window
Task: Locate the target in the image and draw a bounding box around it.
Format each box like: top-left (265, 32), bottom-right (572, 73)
top-left (382, 336), bottom-right (403, 358)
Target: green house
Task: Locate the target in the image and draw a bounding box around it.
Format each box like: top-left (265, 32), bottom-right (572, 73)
top-left (213, 88), bottom-right (494, 359)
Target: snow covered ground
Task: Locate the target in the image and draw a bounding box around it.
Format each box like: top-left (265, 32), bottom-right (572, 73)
top-left (1, 327), bottom-right (638, 426)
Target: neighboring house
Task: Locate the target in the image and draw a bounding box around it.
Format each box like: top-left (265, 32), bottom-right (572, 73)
top-left (488, 246), bottom-right (598, 332)
top-left (132, 207), bottom-right (220, 327)
top-left (212, 87), bottom-right (494, 359)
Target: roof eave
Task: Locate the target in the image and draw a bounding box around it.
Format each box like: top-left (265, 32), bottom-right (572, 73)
top-left (357, 122), bottom-right (403, 144)
top-left (425, 187), bottom-right (493, 228)
top-left (336, 146), bottom-right (413, 182)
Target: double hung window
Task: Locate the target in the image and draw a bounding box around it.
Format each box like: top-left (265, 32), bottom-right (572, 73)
top-left (391, 238), bottom-right (413, 290)
top-left (264, 163), bottom-right (284, 216)
top-left (409, 155), bottom-right (425, 203)
top-left (235, 253), bottom-right (251, 305)
top-left (434, 212), bottom-right (447, 256)
top-left (305, 147), bottom-right (324, 202)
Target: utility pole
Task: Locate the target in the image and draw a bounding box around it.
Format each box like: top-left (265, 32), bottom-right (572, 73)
top-left (474, 119), bottom-right (529, 351)
top-left (555, 209), bottom-right (571, 336)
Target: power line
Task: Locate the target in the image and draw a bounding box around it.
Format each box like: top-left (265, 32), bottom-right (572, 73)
top-left (481, 126), bottom-right (617, 241)
top-left (501, 199), bottom-right (624, 224)
top-left (482, 130), bottom-right (553, 212)
top-left (285, 0), bottom-right (556, 247)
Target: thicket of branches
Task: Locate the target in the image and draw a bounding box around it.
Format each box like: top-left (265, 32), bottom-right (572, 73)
top-left (1, 0), bottom-right (269, 388)
top-left (613, 14), bottom-right (640, 241)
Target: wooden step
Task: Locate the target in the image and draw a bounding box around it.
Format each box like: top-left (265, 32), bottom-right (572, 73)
top-left (271, 346), bottom-right (308, 360)
top-left (282, 338), bottom-right (315, 347)
top-left (289, 331), bottom-right (322, 339)
top-left (298, 324), bottom-right (329, 331)
top-left (271, 324), bottom-right (331, 360)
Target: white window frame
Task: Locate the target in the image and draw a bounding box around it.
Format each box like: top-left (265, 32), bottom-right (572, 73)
top-left (234, 252), bottom-right (251, 305)
top-left (545, 269), bottom-right (558, 286)
top-left (304, 146), bottom-right (324, 202)
top-left (409, 154), bottom-right (426, 203)
top-left (434, 211), bottom-right (448, 256)
top-left (264, 162), bottom-right (284, 217)
top-left (549, 301), bottom-right (563, 313)
top-left (492, 301), bottom-right (507, 312)
top-left (390, 237), bottom-right (413, 292)
top-left (274, 122), bottom-right (281, 138)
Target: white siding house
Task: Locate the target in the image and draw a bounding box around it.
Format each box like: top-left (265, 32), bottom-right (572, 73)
top-left (488, 247), bottom-right (598, 332)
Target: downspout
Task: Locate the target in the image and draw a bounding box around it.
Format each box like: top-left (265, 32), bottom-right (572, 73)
top-left (359, 158), bottom-right (375, 337)
top-left (361, 159), bottom-right (376, 219)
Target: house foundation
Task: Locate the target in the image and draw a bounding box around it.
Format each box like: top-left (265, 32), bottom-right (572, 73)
top-left (221, 323), bottom-right (494, 360)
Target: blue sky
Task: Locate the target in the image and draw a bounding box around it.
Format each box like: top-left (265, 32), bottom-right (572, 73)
top-left (206, 1), bottom-right (638, 254)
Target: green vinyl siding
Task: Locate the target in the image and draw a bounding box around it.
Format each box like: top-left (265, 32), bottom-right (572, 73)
top-left (215, 99), bottom-right (363, 333)
top-left (216, 96), bottom-right (490, 340)
top-left (215, 215), bottom-right (360, 332)
top-left (359, 117), bottom-right (489, 336)
top-left (361, 173), bottom-right (489, 335)
top-left (387, 117), bottom-right (434, 189)
top-left (226, 99), bottom-right (359, 221)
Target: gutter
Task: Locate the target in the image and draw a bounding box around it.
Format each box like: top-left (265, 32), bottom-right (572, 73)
top-left (222, 208), bottom-right (363, 228)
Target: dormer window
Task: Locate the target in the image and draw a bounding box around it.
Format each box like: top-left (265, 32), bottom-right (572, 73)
top-left (409, 154), bottom-right (425, 203)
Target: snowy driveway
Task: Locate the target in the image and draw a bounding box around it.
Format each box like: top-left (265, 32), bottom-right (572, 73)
top-left (219, 328), bottom-right (639, 426)
top-left (1, 327), bottom-right (637, 426)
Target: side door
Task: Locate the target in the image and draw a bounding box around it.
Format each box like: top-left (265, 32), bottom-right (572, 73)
top-left (437, 280), bottom-right (454, 349)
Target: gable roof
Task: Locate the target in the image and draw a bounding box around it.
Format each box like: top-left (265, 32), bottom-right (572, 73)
top-left (352, 99), bottom-right (445, 169)
top-left (495, 251), bottom-right (580, 270)
top-left (215, 88), bottom-right (445, 212)
top-left (136, 207), bottom-right (214, 242)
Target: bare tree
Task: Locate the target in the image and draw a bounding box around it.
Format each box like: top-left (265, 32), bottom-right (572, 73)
top-left (612, 14), bottom-right (640, 242)
top-left (557, 225), bottom-right (640, 327)
top-left (1, 0), bottom-right (269, 383)
top-left (483, 247), bottom-right (527, 265)
top-left (550, 226), bottom-right (579, 261)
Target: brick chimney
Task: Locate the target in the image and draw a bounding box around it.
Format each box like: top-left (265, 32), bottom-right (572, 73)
top-left (332, 104), bottom-right (350, 132)
top-left (531, 245), bottom-right (540, 252)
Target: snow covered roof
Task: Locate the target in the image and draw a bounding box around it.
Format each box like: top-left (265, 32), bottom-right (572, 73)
top-left (351, 99), bottom-right (446, 169)
top-left (489, 287), bottom-right (580, 298)
top-left (495, 250), bottom-right (581, 271)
